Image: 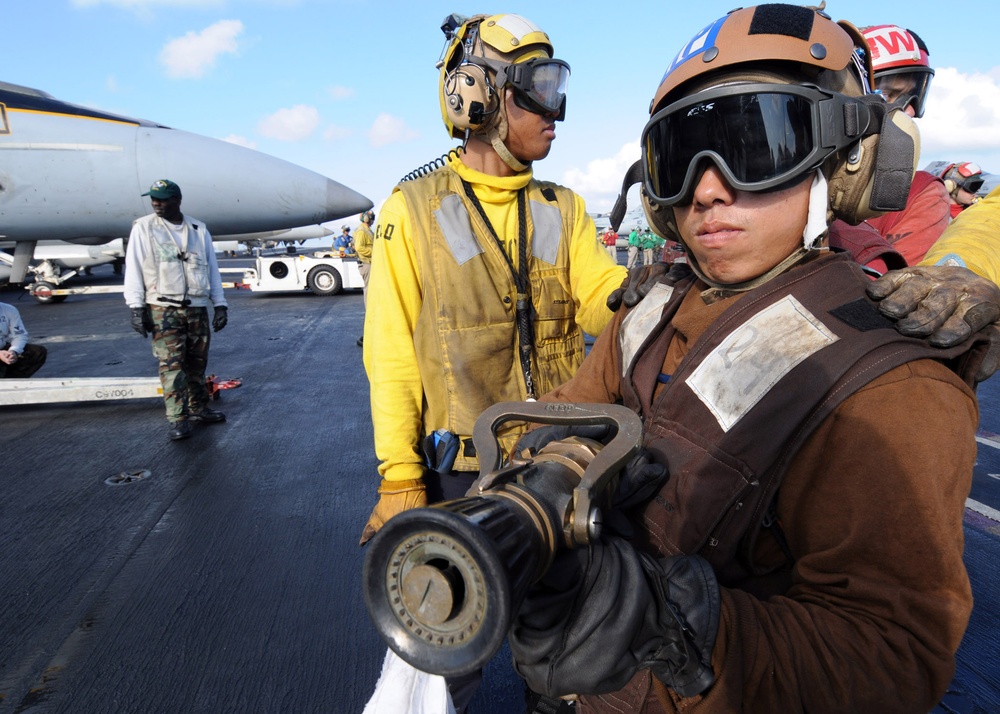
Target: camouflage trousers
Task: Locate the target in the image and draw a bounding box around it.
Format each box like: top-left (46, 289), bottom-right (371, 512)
top-left (149, 305), bottom-right (212, 423)
top-left (0, 342), bottom-right (48, 378)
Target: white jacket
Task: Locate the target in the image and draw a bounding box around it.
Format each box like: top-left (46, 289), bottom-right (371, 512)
top-left (124, 213), bottom-right (227, 309)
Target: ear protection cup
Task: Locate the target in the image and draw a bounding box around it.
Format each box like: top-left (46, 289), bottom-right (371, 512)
top-left (827, 106), bottom-right (919, 224)
top-left (641, 186), bottom-right (680, 243)
top-left (944, 179), bottom-right (958, 194)
top-left (443, 61), bottom-right (496, 133)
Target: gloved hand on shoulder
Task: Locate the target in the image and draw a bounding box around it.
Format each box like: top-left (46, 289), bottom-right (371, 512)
top-left (359, 478), bottom-right (427, 546)
top-left (509, 534), bottom-right (719, 700)
top-left (607, 262), bottom-right (678, 311)
top-left (868, 265), bottom-right (1000, 382)
top-left (130, 306), bottom-right (153, 338)
top-left (867, 265), bottom-right (1000, 345)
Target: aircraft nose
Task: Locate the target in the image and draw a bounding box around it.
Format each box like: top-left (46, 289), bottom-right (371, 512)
top-left (136, 127), bottom-right (372, 235)
top-left (325, 178), bottom-right (373, 220)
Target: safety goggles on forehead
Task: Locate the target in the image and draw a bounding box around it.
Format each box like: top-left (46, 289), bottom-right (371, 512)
top-left (642, 83), bottom-right (874, 206)
top-left (874, 68), bottom-right (933, 118)
top-left (497, 57), bottom-right (570, 119)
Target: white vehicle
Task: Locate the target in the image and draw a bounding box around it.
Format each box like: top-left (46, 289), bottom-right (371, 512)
top-left (235, 252), bottom-right (364, 296)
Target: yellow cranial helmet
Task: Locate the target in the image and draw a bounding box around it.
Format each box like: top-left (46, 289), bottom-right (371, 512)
top-left (636, 3), bottom-right (920, 243)
top-left (438, 13), bottom-right (569, 170)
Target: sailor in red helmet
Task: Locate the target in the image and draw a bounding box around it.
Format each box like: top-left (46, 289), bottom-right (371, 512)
top-left (940, 161), bottom-right (987, 218)
top-left (828, 24), bottom-right (951, 268)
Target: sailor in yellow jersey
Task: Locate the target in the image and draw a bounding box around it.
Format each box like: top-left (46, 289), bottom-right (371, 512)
top-left (921, 185), bottom-right (1000, 284)
top-left (360, 12), bottom-right (625, 546)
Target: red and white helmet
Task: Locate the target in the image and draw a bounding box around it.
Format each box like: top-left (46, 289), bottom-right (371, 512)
top-left (941, 162), bottom-right (985, 197)
top-left (862, 25), bottom-right (934, 117)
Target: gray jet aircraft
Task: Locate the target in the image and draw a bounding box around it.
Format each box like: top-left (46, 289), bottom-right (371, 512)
top-left (0, 81), bottom-right (373, 283)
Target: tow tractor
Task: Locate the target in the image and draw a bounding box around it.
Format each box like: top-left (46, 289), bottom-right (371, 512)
top-left (230, 250), bottom-right (363, 296)
top-left (18, 249), bottom-right (363, 303)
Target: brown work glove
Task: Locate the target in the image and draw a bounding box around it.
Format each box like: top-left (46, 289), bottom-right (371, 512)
top-left (359, 478), bottom-right (427, 546)
top-left (868, 265), bottom-right (1000, 346)
top-left (606, 263), bottom-right (670, 311)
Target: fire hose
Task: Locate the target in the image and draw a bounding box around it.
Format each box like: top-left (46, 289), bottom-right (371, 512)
top-left (362, 402), bottom-right (643, 677)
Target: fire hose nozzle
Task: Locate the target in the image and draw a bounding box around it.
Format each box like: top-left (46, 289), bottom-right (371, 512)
top-left (363, 403), bottom-right (642, 676)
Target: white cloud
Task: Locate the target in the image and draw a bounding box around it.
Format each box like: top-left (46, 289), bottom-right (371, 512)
top-left (159, 20), bottom-right (244, 79)
top-left (367, 113), bottom-right (419, 148)
top-left (323, 124), bottom-right (352, 141)
top-left (223, 134), bottom-right (257, 150)
top-left (561, 141), bottom-right (641, 211)
top-left (258, 105), bottom-right (320, 141)
top-left (917, 66), bottom-right (1000, 163)
top-left (327, 86), bottom-right (355, 101)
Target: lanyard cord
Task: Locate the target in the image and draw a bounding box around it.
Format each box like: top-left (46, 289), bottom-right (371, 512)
top-left (461, 179), bottom-right (537, 399)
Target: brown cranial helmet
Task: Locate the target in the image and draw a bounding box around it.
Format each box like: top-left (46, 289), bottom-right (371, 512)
top-left (636, 3), bottom-right (920, 242)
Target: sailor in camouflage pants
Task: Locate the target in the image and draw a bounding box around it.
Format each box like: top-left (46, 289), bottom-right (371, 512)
top-left (124, 179), bottom-right (228, 441)
top-left (150, 305), bottom-right (213, 424)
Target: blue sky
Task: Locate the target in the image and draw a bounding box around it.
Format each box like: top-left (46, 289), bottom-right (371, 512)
top-left (6, 0), bottom-right (1000, 218)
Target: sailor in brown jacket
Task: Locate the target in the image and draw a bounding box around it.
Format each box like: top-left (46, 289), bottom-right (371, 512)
top-left (507, 5), bottom-right (987, 713)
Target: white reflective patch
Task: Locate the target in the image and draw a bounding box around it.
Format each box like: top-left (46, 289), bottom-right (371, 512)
top-left (619, 282), bottom-right (674, 377)
top-left (434, 195), bottom-right (482, 266)
top-left (933, 253), bottom-right (967, 269)
top-left (686, 295), bottom-right (839, 432)
top-left (530, 200), bottom-right (562, 264)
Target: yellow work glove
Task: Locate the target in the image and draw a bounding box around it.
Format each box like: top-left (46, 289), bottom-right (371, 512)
top-left (359, 478), bottom-right (427, 546)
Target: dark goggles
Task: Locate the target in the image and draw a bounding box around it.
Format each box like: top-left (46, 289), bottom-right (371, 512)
top-left (960, 175), bottom-right (985, 194)
top-left (641, 83), bottom-right (873, 206)
top-left (497, 57), bottom-right (570, 119)
top-left (874, 67), bottom-right (933, 118)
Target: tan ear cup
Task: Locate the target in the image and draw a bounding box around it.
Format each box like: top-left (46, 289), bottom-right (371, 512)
top-left (944, 179), bottom-right (958, 194)
top-left (641, 186), bottom-right (680, 242)
top-left (827, 108), bottom-right (920, 225)
top-left (444, 62), bottom-right (494, 133)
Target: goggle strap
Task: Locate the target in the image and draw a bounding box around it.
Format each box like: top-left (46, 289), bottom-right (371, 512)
top-left (610, 160), bottom-right (643, 232)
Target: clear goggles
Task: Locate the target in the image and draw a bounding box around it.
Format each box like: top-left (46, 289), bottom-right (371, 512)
top-left (498, 57), bottom-right (570, 119)
top-left (874, 67), bottom-right (933, 118)
top-left (641, 83), bottom-right (872, 206)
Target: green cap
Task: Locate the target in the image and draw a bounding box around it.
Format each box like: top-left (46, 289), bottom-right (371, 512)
top-left (142, 179), bottom-right (182, 199)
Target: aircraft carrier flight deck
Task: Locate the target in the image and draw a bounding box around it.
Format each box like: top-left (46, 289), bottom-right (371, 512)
top-left (1, 259), bottom-right (998, 713)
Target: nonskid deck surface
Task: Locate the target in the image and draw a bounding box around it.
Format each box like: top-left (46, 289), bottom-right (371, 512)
top-left (0, 262), bottom-right (997, 713)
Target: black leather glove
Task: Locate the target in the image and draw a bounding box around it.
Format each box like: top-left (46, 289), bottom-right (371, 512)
top-left (867, 265), bottom-right (1000, 347)
top-left (130, 306), bottom-right (153, 338)
top-left (510, 535), bottom-right (719, 699)
top-left (603, 449), bottom-right (669, 538)
top-left (514, 423), bottom-right (613, 457)
top-left (607, 262), bottom-right (670, 311)
top-left (212, 305), bottom-right (228, 332)
top-left (612, 449), bottom-right (668, 511)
